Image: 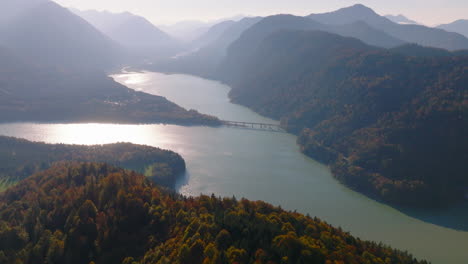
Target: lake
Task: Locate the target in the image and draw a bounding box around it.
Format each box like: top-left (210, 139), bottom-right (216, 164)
top-left (0, 71), bottom-right (466, 264)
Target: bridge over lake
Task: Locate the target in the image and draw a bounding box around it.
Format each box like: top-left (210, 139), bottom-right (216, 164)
top-left (222, 120), bottom-right (285, 132)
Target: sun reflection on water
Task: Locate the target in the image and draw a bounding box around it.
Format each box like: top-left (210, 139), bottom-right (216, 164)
top-left (0, 123), bottom-right (177, 147)
top-left (51, 123), bottom-right (157, 145)
top-left (116, 72), bottom-right (149, 86)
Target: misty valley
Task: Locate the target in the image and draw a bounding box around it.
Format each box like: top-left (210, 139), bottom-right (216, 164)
top-left (0, 1), bottom-right (467, 264)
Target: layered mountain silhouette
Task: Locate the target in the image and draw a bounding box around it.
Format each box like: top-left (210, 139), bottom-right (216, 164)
top-left (160, 15), bottom-right (247, 42)
top-left (217, 14), bottom-right (406, 83)
top-left (149, 17), bottom-right (263, 77)
top-left (147, 5), bottom-right (468, 79)
top-left (385, 14), bottom-right (419, 24)
top-left (190, 20), bottom-right (237, 50)
top-left (308, 4), bottom-right (468, 51)
top-left (0, 1), bottom-right (121, 70)
top-left (159, 20), bottom-right (214, 42)
top-left (153, 12), bottom-right (406, 79)
top-left (324, 21), bottom-right (405, 48)
top-left (73, 9), bottom-right (182, 58)
top-left (438, 19), bottom-right (468, 38)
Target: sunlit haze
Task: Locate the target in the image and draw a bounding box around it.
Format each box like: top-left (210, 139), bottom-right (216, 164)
top-left (53, 0), bottom-right (468, 25)
top-left (1, 0), bottom-right (468, 263)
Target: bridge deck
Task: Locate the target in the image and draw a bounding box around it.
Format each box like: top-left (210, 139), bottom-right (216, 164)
top-left (221, 120), bottom-right (285, 133)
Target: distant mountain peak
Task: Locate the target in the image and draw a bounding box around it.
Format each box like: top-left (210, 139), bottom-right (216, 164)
top-left (308, 4), bottom-right (386, 26)
top-left (385, 14), bottom-right (419, 24)
top-left (437, 19), bottom-right (468, 38)
top-left (73, 8), bottom-right (179, 52)
top-left (348, 3), bottom-right (374, 10)
top-left (330, 4), bottom-right (378, 16)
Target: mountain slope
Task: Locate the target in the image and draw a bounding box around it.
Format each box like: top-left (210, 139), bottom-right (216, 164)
top-left (159, 20), bottom-right (213, 42)
top-left (74, 10), bottom-right (182, 58)
top-left (149, 17), bottom-right (262, 77)
top-left (219, 29), bottom-right (468, 207)
top-left (330, 21), bottom-right (405, 48)
top-left (190, 20), bottom-right (237, 50)
top-left (438, 19), bottom-right (468, 38)
top-left (0, 48), bottom-right (219, 125)
top-left (217, 14), bottom-right (405, 83)
top-left (308, 4), bottom-right (468, 51)
top-left (0, 1), bottom-right (120, 70)
top-left (218, 15), bottom-right (326, 83)
top-left (0, 0), bottom-right (47, 24)
top-left (0, 162), bottom-right (427, 264)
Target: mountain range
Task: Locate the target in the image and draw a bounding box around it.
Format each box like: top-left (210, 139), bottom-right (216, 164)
top-left (384, 14), bottom-right (419, 24)
top-left (73, 9), bottom-right (182, 59)
top-left (308, 4), bottom-right (468, 51)
top-left (149, 17), bottom-right (263, 77)
top-left (217, 14), bottom-right (408, 83)
top-left (152, 4), bottom-right (468, 80)
top-left (160, 15), bottom-right (247, 42)
top-left (438, 19), bottom-right (468, 38)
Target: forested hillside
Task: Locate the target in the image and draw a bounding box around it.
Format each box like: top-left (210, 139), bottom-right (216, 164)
top-left (0, 162), bottom-right (427, 264)
top-left (219, 30), bottom-right (468, 207)
top-left (0, 48), bottom-right (219, 125)
top-left (0, 136), bottom-right (186, 189)
top-left (0, 0), bottom-right (220, 126)
top-left (216, 14), bottom-right (407, 85)
top-left (149, 13), bottom-right (406, 79)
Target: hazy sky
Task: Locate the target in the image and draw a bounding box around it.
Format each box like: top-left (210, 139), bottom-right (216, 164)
top-left (53, 0), bottom-right (468, 26)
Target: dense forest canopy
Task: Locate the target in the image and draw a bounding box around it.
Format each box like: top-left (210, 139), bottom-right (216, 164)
top-left (217, 29), bottom-right (468, 207)
top-left (0, 136), bottom-right (186, 190)
top-left (0, 162), bottom-right (428, 264)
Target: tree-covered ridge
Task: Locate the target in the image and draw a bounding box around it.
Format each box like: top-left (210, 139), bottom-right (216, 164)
top-left (219, 30), bottom-right (468, 207)
top-left (0, 162), bottom-right (427, 264)
top-left (0, 136), bottom-right (186, 189)
top-left (0, 50), bottom-right (220, 125)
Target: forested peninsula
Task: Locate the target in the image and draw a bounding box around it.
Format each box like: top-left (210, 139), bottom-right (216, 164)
top-left (0, 136), bottom-right (186, 190)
